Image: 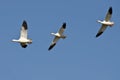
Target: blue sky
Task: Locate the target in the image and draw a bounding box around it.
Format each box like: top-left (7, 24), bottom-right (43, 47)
top-left (0, 0), bottom-right (119, 80)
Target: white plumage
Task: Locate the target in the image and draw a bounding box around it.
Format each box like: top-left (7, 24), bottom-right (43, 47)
top-left (48, 23), bottom-right (66, 50)
top-left (96, 7), bottom-right (114, 37)
top-left (12, 20), bottom-right (32, 48)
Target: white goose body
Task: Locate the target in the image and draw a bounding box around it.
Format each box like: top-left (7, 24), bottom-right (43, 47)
top-left (96, 7), bottom-right (114, 37)
top-left (97, 20), bottom-right (114, 26)
top-left (12, 20), bottom-right (32, 48)
top-left (48, 23), bottom-right (66, 50)
top-left (51, 33), bottom-right (61, 37)
top-left (12, 38), bottom-right (32, 43)
top-left (51, 32), bottom-right (66, 38)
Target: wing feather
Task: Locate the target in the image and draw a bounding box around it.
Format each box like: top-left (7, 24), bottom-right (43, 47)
top-left (58, 23), bottom-right (66, 35)
top-left (20, 43), bottom-right (27, 48)
top-left (20, 20), bottom-right (28, 38)
top-left (48, 36), bottom-right (60, 50)
top-left (105, 7), bottom-right (112, 21)
top-left (96, 25), bottom-right (107, 37)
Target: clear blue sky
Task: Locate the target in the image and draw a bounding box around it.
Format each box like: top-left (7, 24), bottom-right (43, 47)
top-left (0, 0), bottom-right (119, 80)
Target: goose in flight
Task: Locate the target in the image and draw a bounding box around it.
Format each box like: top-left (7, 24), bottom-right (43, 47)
top-left (96, 7), bottom-right (114, 37)
top-left (12, 20), bottom-right (32, 48)
top-left (48, 23), bottom-right (66, 50)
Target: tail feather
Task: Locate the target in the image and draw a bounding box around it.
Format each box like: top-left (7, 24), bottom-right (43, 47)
top-left (61, 35), bottom-right (66, 39)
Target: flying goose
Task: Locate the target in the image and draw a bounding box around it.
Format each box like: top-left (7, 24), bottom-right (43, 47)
top-left (96, 7), bottom-right (114, 37)
top-left (12, 20), bottom-right (32, 48)
top-left (48, 23), bottom-right (66, 50)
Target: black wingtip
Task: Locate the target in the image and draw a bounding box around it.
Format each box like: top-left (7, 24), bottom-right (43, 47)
top-left (21, 44), bottom-right (27, 48)
top-left (62, 22), bottom-right (66, 29)
top-left (22, 20), bottom-right (28, 30)
top-left (48, 43), bottom-right (56, 51)
top-left (108, 7), bottom-right (112, 15)
top-left (96, 32), bottom-right (103, 37)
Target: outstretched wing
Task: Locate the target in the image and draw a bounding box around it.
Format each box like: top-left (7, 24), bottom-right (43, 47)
top-left (48, 43), bottom-right (56, 51)
top-left (20, 43), bottom-right (27, 48)
top-left (48, 36), bottom-right (60, 50)
top-left (20, 20), bottom-right (28, 38)
top-left (105, 7), bottom-right (112, 21)
top-left (58, 22), bottom-right (66, 35)
top-left (96, 25), bottom-right (107, 37)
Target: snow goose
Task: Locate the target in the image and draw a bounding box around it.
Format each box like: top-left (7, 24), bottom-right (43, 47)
top-left (48, 23), bottom-right (66, 50)
top-left (12, 20), bottom-right (32, 48)
top-left (96, 7), bottom-right (114, 37)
